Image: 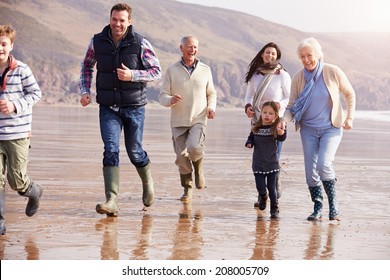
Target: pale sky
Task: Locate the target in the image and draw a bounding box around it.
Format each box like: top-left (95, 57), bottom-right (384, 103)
top-left (174, 0), bottom-right (390, 32)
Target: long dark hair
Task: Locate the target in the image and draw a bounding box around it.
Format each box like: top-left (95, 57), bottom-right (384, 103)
top-left (245, 42), bottom-right (282, 83)
top-left (252, 101), bottom-right (280, 138)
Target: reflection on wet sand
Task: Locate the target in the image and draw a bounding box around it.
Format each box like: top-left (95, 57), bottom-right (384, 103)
top-left (0, 237), bottom-right (5, 260)
top-left (25, 236), bottom-right (40, 260)
top-left (95, 217), bottom-right (119, 260)
top-left (250, 216), bottom-right (279, 260)
top-left (1, 106), bottom-right (389, 260)
top-left (168, 203), bottom-right (203, 260)
top-left (131, 214), bottom-right (153, 260)
top-left (304, 223), bottom-right (336, 260)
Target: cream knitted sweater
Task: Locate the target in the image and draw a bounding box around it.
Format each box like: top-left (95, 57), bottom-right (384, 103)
top-left (159, 60), bottom-right (217, 128)
top-left (283, 63), bottom-right (355, 129)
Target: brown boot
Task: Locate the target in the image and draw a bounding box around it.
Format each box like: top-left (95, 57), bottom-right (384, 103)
top-left (180, 173), bottom-right (193, 202)
top-left (192, 158), bottom-right (205, 189)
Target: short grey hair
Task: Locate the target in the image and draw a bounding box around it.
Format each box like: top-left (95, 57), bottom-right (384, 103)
top-left (180, 35), bottom-right (198, 46)
top-left (297, 37), bottom-right (324, 59)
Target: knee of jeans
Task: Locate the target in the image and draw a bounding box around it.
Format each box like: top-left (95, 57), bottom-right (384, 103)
top-left (130, 151), bottom-right (149, 167)
top-left (306, 177), bottom-right (320, 188)
top-left (103, 152), bottom-right (120, 166)
top-left (317, 161), bottom-right (334, 180)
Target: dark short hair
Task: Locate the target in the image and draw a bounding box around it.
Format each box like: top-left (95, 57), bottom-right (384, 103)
top-left (111, 3), bottom-right (132, 20)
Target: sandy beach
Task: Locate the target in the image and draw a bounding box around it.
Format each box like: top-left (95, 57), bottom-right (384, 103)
top-left (0, 104), bottom-right (389, 261)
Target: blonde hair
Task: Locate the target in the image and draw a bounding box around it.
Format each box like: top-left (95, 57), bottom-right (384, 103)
top-left (0, 24), bottom-right (16, 43)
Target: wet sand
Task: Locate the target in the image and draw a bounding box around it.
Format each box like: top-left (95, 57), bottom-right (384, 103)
top-left (0, 105), bottom-right (389, 260)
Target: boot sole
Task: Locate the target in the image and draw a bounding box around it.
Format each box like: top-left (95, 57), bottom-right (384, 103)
top-left (143, 193), bottom-right (155, 207)
top-left (180, 196), bottom-right (192, 202)
top-left (96, 205), bottom-right (118, 217)
top-left (307, 215), bottom-right (322, 221)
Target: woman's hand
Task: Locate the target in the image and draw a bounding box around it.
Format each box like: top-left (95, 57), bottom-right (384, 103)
top-left (245, 105), bottom-right (254, 118)
top-left (343, 119), bottom-right (353, 130)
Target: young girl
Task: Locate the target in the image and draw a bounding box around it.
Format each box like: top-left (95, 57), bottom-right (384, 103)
top-left (245, 101), bottom-right (286, 219)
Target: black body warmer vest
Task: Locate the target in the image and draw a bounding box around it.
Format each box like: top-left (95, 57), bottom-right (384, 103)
top-left (93, 25), bottom-right (147, 107)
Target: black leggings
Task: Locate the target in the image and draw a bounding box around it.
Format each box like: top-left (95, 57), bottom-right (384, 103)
top-left (254, 172), bottom-right (278, 207)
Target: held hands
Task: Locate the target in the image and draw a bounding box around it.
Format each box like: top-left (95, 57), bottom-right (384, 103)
top-left (116, 63), bottom-right (133, 81)
top-left (0, 99), bottom-right (16, 114)
top-left (277, 121), bottom-right (286, 135)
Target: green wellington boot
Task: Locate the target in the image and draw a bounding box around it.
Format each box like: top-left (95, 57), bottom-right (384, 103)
top-left (96, 166), bottom-right (120, 217)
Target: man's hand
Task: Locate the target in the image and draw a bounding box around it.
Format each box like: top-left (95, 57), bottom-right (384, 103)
top-left (117, 63), bottom-right (133, 81)
top-left (207, 108), bottom-right (215, 119)
top-left (80, 93), bottom-right (92, 107)
top-left (170, 94), bottom-right (183, 105)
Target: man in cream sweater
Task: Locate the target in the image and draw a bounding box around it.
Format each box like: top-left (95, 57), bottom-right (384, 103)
top-left (159, 35), bottom-right (217, 202)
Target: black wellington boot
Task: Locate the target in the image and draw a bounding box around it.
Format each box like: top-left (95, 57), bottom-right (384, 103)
top-left (307, 186), bottom-right (323, 221)
top-left (18, 182), bottom-right (43, 217)
top-left (323, 179), bottom-right (341, 221)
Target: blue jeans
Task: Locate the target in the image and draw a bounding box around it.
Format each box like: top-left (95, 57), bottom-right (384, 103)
top-left (300, 125), bottom-right (342, 187)
top-left (276, 140), bottom-right (283, 161)
top-left (99, 105), bottom-right (149, 167)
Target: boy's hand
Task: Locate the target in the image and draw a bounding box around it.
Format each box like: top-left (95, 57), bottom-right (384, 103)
top-left (0, 100), bottom-right (16, 114)
top-left (246, 143), bottom-right (253, 148)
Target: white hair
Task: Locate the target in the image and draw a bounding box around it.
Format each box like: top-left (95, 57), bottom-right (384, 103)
top-left (180, 35), bottom-right (198, 46)
top-left (297, 37), bottom-right (324, 59)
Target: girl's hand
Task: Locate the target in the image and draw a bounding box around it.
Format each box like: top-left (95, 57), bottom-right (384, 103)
top-left (277, 126), bottom-right (285, 135)
top-left (277, 121), bottom-right (286, 135)
top-left (246, 143), bottom-right (253, 148)
top-left (246, 106), bottom-right (254, 118)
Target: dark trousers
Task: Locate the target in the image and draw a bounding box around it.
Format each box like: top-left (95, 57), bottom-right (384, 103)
top-left (254, 172), bottom-right (278, 207)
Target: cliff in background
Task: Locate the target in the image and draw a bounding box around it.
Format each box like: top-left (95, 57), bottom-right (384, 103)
top-left (1, 0), bottom-right (389, 109)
